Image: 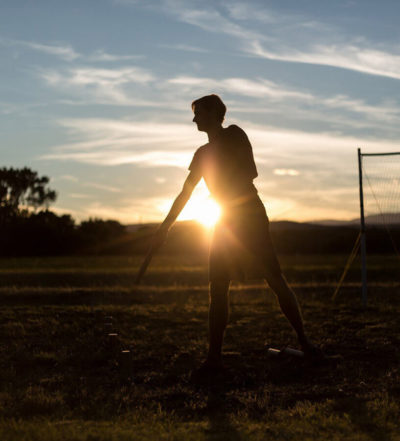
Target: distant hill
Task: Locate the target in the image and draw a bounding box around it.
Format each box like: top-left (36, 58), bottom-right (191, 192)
top-left (309, 213), bottom-right (400, 227)
top-left (124, 217), bottom-right (400, 256)
top-left (125, 213), bottom-right (400, 233)
top-left (127, 212), bottom-right (400, 232)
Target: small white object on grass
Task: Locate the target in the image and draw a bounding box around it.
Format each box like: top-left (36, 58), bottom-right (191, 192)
top-left (267, 347), bottom-right (304, 358)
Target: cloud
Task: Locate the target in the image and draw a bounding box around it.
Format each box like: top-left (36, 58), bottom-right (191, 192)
top-left (57, 174), bottom-right (79, 182)
top-left (20, 41), bottom-right (79, 61)
top-left (42, 115), bottom-right (400, 178)
top-left (84, 182), bottom-right (122, 193)
top-left (45, 114), bottom-right (400, 222)
top-left (162, 0), bottom-right (263, 41)
top-left (168, 76), bottom-right (312, 101)
top-left (1, 37), bottom-right (141, 63)
top-left (250, 41), bottom-right (400, 81)
top-left (68, 193), bottom-right (91, 199)
top-left (40, 66), bottom-right (155, 105)
top-left (167, 75), bottom-right (400, 128)
top-left (40, 118), bottom-right (201, 167)
top-left (321, 95), bottom-right (400, 123)
top-left (42, 66), bottom-right (153, 86)
top-left (88, 49), bottom-right (143, 62)
top-left (159, 43), bottom-right (209, 53)
top-left (0, 37), bottom-right (79, 61)
top-left (154, 1), bottom-right (400, 81)
top-left (224, 2), bottom-right (277, 24)
top-left (42, 149), bottom-right (193, 168)
top-left (80, 197), bottom-right (170, 223)
top-left (274, 169), bottom-right (300, 176)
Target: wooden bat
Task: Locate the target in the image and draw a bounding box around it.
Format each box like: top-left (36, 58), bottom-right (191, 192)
top-left (135, 246), bottom-right (156, 285)
top-left (135, 226), bottom-right (168, 284)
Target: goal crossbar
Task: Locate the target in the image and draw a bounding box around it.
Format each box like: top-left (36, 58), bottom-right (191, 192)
top-left (361, 152), bottom-right (400, 157)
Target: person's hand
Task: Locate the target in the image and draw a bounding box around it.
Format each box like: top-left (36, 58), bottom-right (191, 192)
top-left (151, 226), bottom-right (169, 250)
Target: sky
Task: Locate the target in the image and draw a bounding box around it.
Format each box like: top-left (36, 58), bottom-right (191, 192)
top-left (2, 0), bottom-right (400, 224)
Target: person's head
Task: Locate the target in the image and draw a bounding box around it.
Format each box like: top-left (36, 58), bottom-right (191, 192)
top-left (192, 94), bottom-right (226, 132)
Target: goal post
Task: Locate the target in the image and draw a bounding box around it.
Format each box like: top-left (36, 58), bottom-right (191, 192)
top-left (358, 148), bottom-right (367, 307)
top-left (357, 148), bottom-right (400, 306)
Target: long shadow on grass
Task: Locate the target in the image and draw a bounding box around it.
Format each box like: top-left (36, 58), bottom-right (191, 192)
top-left (204, 388), bottom-right (243, 441)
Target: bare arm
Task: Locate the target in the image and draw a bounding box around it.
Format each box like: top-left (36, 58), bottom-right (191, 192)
top-left (159, 171), bottom-right (201, 232)
top-left (150, 171), bottom-right (201, 250)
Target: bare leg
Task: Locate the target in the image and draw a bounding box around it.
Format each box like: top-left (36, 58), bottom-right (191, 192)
top-left (265, 271), bottom-right (313, 352)
top-left (206, 279), bottom-right (230, 365)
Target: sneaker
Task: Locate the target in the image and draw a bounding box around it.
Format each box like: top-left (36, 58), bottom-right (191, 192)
top-left (302, 343), bottom-right (325, 361)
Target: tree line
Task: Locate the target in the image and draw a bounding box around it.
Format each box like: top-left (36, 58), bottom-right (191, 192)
top-left (0, 167), bottom-right (126, 256)
top-left (1, 167), bottom-right (398, 257)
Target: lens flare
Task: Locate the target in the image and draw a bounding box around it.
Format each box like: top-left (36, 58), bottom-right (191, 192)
top-left (179, 194), bottom-right (220, 228)
top-left (159, 182), bottom-right (221, 228)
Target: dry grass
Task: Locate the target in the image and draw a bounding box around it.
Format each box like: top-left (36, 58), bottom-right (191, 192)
top-left (0, 255), bottom-right (399, 440)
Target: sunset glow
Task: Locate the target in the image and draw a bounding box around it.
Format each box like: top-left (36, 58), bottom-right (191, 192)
top-left (181, 196), bottom-right (221, 228)
top-left (3, 1), bottom-right (400, 224)
top-left (158, 182), bottom-right (221, 228)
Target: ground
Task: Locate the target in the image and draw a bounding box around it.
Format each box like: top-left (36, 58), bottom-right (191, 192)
top-left (0, 254), bottom-right (399, 440)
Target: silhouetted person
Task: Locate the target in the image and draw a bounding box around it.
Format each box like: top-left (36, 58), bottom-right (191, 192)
top-left (152, 94), bottom-right (320, 376)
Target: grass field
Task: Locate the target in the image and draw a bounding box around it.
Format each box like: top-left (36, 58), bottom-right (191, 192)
top-left (0, 254), bottom-right (399, 440)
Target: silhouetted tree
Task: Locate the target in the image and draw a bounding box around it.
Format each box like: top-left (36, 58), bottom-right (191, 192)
top-left (0, 167), bottom-right (57, 222)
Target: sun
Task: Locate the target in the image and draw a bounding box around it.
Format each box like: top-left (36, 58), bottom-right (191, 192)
top-left (182, 195), bottom-right (221, 228)
top-left (178, 181), bottom-right (221, 227)
top-left (158, 182), bottom-right (221, 228)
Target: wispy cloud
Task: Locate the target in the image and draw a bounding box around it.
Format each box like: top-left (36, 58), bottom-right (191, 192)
top-left (41, 66), bottom-right (155, 105)
top-left (57, 174), bottom-right (79, 182)
top-left (167, 75), bottom-right (400, 128)
top-left (84, 182), bottom-right (122, 193)
top-left (42, 149), bottom-right (193, 168)
top-left (80, 197), bottom-right (171, 223)
top-left (321, 95), bottom-right (400, 123)
top-left (68, 193), bottom-right (91, 199)
top-left (88, 49), bottom-right (142, 62)
top-left (274, 169), bottom-right (300, 176)
top-left (250, 41), bottom-right (400, 81)
top-left (0, 37), bottom-right (79, 61)
top-left (162, 0), bottom-right (263, 41)
top-left (44, 113), bottom-right (400, 222)
top-left (168, 76), bottom-right (311, 101)
top-left (155, 1), bottom-right (400, 81)
top-left (42, 66), bottom-right (154, 86)
top-left (159, 43), bottom-right (209, 53)
top-left (21, 41), bottom-right (79, 61)
top-left (41, 115), bottom-right (400, 173)
top-left (1, 37), bottom-right (141, 63)
top-left (41, 118), bottom-right (201, 167)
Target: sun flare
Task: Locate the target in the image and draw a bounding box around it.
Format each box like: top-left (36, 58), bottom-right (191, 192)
top-left (159, 182), bottom-right (221, 228)
top-left (181, 195), bottom-right (221, 228)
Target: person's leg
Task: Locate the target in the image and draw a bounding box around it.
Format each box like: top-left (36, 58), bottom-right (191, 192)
top-left (206, 279), bottom-right (230, 366)
top-left (260, 220), bottom-right (319, 355)
top-left (264, 270), bottom-right (312, 351)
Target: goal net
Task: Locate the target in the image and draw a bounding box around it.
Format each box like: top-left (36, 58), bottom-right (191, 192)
top-left (361, 152), bottom-right (400, 257)
top-left (332, 150), bottom-right (400, 305)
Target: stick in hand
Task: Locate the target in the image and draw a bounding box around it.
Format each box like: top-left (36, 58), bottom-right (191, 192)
top-left (135, 227), bottom-right (168, 285)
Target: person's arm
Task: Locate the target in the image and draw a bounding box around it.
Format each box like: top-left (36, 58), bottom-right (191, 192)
top-left (152, 171), bottom-right (201, 248)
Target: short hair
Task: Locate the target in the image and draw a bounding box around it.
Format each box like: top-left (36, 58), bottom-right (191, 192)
top-left (191, 94), bottom-right (226, 123)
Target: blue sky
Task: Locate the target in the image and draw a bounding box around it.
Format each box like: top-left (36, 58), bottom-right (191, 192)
top-left (2, 0), bottom-right (400, 223)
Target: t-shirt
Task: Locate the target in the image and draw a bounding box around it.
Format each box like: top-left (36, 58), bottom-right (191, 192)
top-left (188, 125), bottom-right (258, 206)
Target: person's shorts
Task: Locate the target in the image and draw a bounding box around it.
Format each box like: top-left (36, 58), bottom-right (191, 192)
top-left (209, 196), bottom-right (282, 282)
